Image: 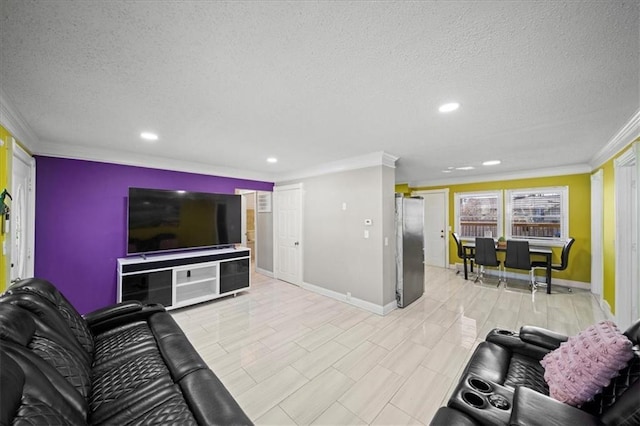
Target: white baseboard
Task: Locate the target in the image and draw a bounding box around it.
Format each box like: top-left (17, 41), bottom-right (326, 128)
top-left (599, 298), bottom-right (615, 321)
top-left (301, 281), bottom-right (395, 316)
top-left (448, 263), bottom-right (590, 290)
top-left (255, 267), bottom-right (274, 278)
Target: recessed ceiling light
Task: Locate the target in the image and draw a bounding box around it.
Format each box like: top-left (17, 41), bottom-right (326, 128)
top-left (439, 102), bottom-right (460, 113)
top-left (455, 166), bottom-right (475, 171)
top-left (140, 132), bottom-right (158, 141)
top-left (482, 160), bottom-right (501, 166)
top-left (267, 157), bottom-right (278, 163)
top-left (447, 166), bottom-right (454, 170)
top-left (442, 170), bottom-right (452, 173)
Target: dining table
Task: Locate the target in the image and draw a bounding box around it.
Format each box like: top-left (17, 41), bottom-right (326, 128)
top-left (462, 241), bottom-right (554, 294)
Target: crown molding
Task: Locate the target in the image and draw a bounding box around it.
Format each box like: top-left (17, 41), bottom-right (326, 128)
top-left (275, 151), bottom-right (398, 183)
top-left (590, 108), bottom-right (640, 169)
top-left (0, 87), bottom-right (40, 152)
top-left (36, 140), bottom-right (275, 183)
top-left (408, 163), bottom-right (592, 188)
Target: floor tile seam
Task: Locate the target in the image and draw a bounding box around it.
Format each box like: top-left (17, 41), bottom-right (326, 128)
top-left (238, 366), bottom-right (259, 388)
top-left (386, 401), bottom-right (426, 426)
top-left (318, 401), bottom-right (366, 426)
top-left (241, 356), bottom-right (304, 384)
top-left (237, 368), bottom-right (310, 420)
top-left (218, 325), bottom-right (279, 351)
top-left (364, 367), bottom-right (412, 423)
top-left (289, 341), bottom-right (352, 381)
top-left (279, 367), bottom-right (357, 425)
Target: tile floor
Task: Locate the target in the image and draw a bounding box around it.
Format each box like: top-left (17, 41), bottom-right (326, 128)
top-left (171, 266), bottom-right (608, 425)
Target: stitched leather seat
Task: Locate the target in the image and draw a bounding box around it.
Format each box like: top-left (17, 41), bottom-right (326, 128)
top-left (432, 320), bottom-right (640, 426)
top-left (0, 278), bottom-right (253, 426)
top-left (503, 353), bottom-right (548, 395)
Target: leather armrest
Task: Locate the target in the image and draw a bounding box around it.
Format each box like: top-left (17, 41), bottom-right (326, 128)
top-left (84, 302), bottom-right (166, 334)
top-left (84, 301), bottom-right (144, 325)
top-left (519, 326), bottom-right (568, 351)
top-left (510, 386), bottom-right (602, 426)
top-left (485, 329), bottom-right (552, 360)
top-left (429, 407), bottom-right (480, 426)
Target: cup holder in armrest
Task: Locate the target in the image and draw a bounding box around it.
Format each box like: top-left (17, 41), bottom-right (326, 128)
top-left (496, 329), bottom-right (515, 336)
top-left (462, 391), bottom-right (485, 409)
top-left (468, 377), bottom-right (493, 393)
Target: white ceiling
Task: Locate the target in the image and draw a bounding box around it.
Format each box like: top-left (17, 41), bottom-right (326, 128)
top-left (1, 1), bottom-right (638, 185)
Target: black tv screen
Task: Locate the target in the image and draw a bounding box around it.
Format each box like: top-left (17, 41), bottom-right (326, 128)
top-left (127, 188), bottom-right (241, 255)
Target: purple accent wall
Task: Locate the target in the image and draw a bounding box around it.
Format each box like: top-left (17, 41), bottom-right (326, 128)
top-left (34, 156), bottom-right (273, 314)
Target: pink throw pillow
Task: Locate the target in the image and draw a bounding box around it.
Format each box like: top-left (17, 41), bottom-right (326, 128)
top-left (540, 320), bottom-right (633, 407)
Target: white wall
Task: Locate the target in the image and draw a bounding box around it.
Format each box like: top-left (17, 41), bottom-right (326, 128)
top-left (279, 164), bottom-right (396, 311)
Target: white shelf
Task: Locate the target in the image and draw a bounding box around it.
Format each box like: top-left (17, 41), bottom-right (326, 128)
top-left (117, 247), bottom-right (250, 309)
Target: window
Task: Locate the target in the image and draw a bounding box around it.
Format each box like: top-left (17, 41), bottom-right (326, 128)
top-left (455, 191), bottom-right (503, 240)
top-left (505, 187), bottom-right (568, 243)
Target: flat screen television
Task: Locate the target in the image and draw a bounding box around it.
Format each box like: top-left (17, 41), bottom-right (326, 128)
top-left (127, 187), bottom-right (241, 255)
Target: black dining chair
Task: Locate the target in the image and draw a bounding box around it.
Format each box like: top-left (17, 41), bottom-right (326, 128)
top-left (552, 237), bottom-right (575, 272)
top-left (504, 240), bottom-right (535, 291)
top-left (532, 237), bottom-right (575, 291)
top-left (473, 237), bottom-right (501, 286)
top-left (452, 232), bottom-right (474, 280)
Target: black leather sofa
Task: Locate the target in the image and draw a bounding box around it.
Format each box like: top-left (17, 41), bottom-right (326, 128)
top-left (431, 320), bottom-right (640, 425)
top-left (0, 278), bottom-right (253, 425)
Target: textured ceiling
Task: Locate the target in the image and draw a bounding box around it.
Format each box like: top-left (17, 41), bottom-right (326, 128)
top-left (1, 1), bottom-right (638, 185)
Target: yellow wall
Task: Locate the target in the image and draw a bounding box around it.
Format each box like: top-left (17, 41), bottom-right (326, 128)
top-left (399, 173), bottom-right (592, 283)
top-left (0, 125), bottom-right (11, 291)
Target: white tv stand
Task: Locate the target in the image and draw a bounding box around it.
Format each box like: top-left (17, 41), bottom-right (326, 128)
top-left (117, 247), bottom-right (250, 310)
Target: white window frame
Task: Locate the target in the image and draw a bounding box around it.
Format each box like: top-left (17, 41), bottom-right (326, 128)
top-left (505, 186), bottom-right (568, 246)
top-left (454, 190), bottom-right (503, 241)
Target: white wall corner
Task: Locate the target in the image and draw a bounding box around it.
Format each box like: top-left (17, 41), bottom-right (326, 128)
top-left (0, 87), bottom-right (40, 152)
top-left (589, 108), bottom-right (640, 169)
top-left (255, 267), bottom-right (274, 278)
top-left (383, 300), bottom-right (398, 315)
top-left (301, 281), bottom-right (388, 315)
top-left (275, 151), bottom-right (399, 182)
top-left (381, 152), bottom-right (399, 168)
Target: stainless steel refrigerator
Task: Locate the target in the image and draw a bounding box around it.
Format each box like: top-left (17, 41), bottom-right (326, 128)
top-left (396, 194), bottom-right (425, 308)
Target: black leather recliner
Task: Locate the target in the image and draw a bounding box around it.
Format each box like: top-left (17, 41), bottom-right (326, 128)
top-left (0, 278), bottom-right (253, 425)
top-left (431, 320), bottom-right (640, 425)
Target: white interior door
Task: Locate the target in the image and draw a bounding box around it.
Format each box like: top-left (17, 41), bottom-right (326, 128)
top-left (614, 142), bottom-right (639, 330)
top-left (274, 184), bottom-right (302, 285)
top-left (415, 190), bottom-right (448, 267)
top-left (10, 140), bottom-right (35, 283)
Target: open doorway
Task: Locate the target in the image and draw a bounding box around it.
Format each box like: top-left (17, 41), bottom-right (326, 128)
top-left (236, 189), bottom-right (257, 270)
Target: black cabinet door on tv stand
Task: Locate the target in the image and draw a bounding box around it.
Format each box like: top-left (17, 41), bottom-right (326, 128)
top-left (220, 258), bottom-right (250, 294)
top-left (121, 270), bottom-right (173, 307)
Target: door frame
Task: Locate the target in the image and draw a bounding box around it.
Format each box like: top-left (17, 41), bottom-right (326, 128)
top-left (10, 138), bottom-right (36, 282)
top-left (273, 183), bottom-right (303, 286)
top-left (590, 169), bottom-right (604, 301)
top-left (614, 141), bottom-right (640, 329)
top-left (236, 189), bottom-right (257, 271)
top-left (412, 188), bottom-right (449, 268)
